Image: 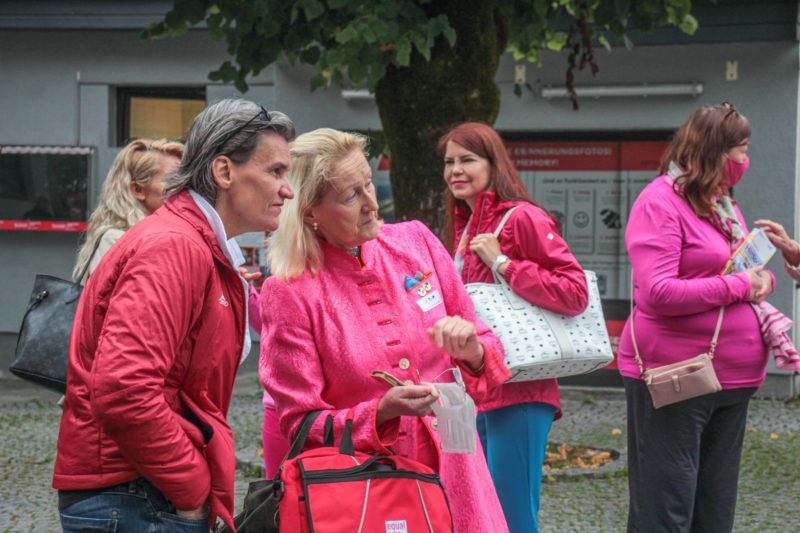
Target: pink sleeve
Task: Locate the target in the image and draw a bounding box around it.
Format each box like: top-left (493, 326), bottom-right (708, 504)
top-left (248, 284), bottom-right (262, 332)
top-left (415, 221), bottom-right (511, 399)
top-left (627, 194), bottom-right (751, 316)
top-left (260, 281), bottom-right (400, 454)
top-left (500, 207), bottom-right (589, 316)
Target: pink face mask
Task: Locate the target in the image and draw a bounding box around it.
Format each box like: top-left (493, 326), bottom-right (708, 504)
top-left (723, 155), bottom-right (749, 188)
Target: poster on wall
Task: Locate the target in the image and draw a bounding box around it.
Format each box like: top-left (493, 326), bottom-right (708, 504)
top-left (507, 140), bottom-right (668, 301)
top-left (507, 139), bottom-right (669, 363)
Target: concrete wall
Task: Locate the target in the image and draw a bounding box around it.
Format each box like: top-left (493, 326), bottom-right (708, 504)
top-left (1, 27), bottom-right (798, 392)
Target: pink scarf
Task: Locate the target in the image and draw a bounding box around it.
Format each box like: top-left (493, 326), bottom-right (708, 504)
top-left (757, 302), bottom-right (800, 371)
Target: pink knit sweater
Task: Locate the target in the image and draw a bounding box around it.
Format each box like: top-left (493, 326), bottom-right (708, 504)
top-left (260, 221), bottom-right (510, 533)
top-left (618, 176), bottom-right (770, 388)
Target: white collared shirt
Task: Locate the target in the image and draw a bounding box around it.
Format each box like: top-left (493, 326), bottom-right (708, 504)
top-left (190, 190), bottom-right (251, 364)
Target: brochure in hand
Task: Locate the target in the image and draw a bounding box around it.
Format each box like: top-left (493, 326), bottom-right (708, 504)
top-left (723, 227), bottom-right (777, 274)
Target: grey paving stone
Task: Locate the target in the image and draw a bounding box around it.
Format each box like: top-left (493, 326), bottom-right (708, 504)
top-left (1, 376), bottom-right (798, 532)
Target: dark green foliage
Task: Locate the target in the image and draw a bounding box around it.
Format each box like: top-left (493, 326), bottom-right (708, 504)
top-left (144, 0), bottom-right (697, 233)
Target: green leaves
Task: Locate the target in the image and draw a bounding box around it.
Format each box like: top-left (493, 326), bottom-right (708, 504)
top-left (146, 0), bottom-right (459, 92)
top-left (299, 0), bottom-right (325, 21)
top-left (546, 31), bottom-right (568, 51)
top-left (143, 0), bottom-right (696, 97)
top-left (679, 13), bottom-right (698, 35)
top-left (395, 36), bottom-right (412, 67)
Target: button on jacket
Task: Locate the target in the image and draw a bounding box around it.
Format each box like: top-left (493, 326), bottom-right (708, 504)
top-left (454, 191), bottom-right (590, 416)
top-left (53, 191), bottom-right (246, 530)
top-left (261, 221), bottom-right (511, 533)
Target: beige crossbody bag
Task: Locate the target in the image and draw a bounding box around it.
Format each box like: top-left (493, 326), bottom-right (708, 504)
top-left (630, 282), bottom-right (723, 409)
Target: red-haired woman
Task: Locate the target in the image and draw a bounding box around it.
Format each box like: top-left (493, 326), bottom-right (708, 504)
top-left (439, 122), bottom-right (588, 533)
top-left (618, 103), bottom-right (773, 532)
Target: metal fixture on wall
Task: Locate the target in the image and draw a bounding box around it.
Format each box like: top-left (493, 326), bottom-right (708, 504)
top-left (341, 89), bottom-right (375, 101)
top-left (540, 83), bottom-right (703, 99)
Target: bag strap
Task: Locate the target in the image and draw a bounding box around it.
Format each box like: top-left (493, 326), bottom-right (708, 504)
top-left (76, 235), bottom-right (105, 283)
top-left (485, 206), bottom-right (521, 286)
top-left (285, 410), bottom-right (325, 460)
top-left (629, 273), bottom-right (725, 376)
top-left (284, 407), bottom-right (359, 463)
top-left (492, 205), bottom-right (521, 238)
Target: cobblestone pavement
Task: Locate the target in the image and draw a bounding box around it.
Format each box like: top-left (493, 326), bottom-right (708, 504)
top-left (1, 375), bottom-right (798, 532)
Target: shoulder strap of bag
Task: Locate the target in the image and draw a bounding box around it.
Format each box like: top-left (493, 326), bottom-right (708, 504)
top-left (492, 205), bottom-right (521, 238)
top-left (487, 205), bottom-right (521, 285)
top-left (285, 410), bottom-right (325, 460)
top-left (76, 235), bottom-right (106, 283)
top-left (629, 273), bottom-right (725, 376)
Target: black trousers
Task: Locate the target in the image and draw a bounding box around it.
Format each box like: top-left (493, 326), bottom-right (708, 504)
top-left (623, 377), bottom-right (756, 533)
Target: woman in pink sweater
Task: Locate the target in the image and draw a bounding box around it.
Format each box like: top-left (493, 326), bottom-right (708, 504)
top-left (260, 128), bottom-right (510, 532)
top-left (618, 103), bottom-right (774, 533)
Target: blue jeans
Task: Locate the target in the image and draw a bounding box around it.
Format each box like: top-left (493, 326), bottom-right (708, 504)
top-left (59, 478), bottom-right (209, 533)
top-left (477, 402), bottom-right (556, 533)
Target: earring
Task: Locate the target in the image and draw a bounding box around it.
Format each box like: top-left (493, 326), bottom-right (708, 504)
top-left (312, 222), bottom-right (319, 231)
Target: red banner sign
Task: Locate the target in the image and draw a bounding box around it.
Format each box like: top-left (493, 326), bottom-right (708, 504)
top-left (0, 220), bottom-right (88, 232)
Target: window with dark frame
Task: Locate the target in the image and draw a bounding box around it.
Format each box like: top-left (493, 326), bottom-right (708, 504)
top-left (0, 146), bottom-right (92, 231)
top-left (116, 87), bottom-right (206, 146)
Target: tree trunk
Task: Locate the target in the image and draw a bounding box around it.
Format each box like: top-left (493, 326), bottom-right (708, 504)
top-left (375, 1), bottom-right (506, 238)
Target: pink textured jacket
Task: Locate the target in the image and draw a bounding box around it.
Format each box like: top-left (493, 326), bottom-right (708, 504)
top-left (261, 221), bottom-right (511, 533)
top-left (454, 192), bottom-right (589, 416)
top-left (617, 176), bottom-right (770, 388)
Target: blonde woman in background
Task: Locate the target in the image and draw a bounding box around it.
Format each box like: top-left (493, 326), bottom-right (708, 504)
top-left (73, 138), bottom-right (183, 282)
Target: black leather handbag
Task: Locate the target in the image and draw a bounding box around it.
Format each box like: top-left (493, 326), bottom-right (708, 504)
top-left (9, 240), bottom-right (100, 393)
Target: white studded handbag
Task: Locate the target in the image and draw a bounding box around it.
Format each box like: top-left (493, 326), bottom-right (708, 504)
top-left (464, 207), bottom-right (614, 382)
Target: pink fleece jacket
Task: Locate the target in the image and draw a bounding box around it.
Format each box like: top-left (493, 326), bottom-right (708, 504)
top-left (617, 176), bottom-right (770, 388)
top-left (454, 192), bottom-right (589, 416)
top-left (260, 221), bottom-right (510, 533)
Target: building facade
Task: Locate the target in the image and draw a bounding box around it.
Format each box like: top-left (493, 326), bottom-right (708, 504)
top-left (1, 0), bottom-right (798, 395)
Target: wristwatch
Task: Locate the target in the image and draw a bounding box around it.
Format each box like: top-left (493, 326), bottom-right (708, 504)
top-left (491, 254), bottom-right (510, 275)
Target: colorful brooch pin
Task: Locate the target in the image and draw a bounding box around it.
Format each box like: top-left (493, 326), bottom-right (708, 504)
top-left (404, 270), bottom-right (432, 292)
top-left (416, 281), bottom-right (432, 296)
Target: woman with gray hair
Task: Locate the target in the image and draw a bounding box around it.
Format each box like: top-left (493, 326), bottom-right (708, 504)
top-left (260, 128), bottom-right (511, 532)
top-left (54, 98), bottom-right (294, 532)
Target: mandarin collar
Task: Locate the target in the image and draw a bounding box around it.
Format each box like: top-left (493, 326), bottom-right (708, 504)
top-left (318, 233), bottom-right (377, 272)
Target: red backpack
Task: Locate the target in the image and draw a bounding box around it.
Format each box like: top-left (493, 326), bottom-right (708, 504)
top-left (278, 410), bottom-right (454, 533)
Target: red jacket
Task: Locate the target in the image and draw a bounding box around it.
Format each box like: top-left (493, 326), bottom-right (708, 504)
top-left (53, 191), bottom-right (246, 530)
top-left (454, 192), bottom-right (589, 416)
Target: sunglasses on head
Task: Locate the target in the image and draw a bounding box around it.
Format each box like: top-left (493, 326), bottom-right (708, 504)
top-left (218, 106), bottom-right (272, 154)
top-left (721, 101), bottom-right (738, 120)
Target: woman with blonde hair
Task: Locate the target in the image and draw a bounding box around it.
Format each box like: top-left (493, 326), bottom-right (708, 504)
top-left (73, 138), bottom-right (183, 281)
top-left (260, 127), bottom-right (510, 532)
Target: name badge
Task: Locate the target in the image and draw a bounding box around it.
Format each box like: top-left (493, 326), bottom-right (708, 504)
top-left (416, 289), bottom-right (443, 312)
